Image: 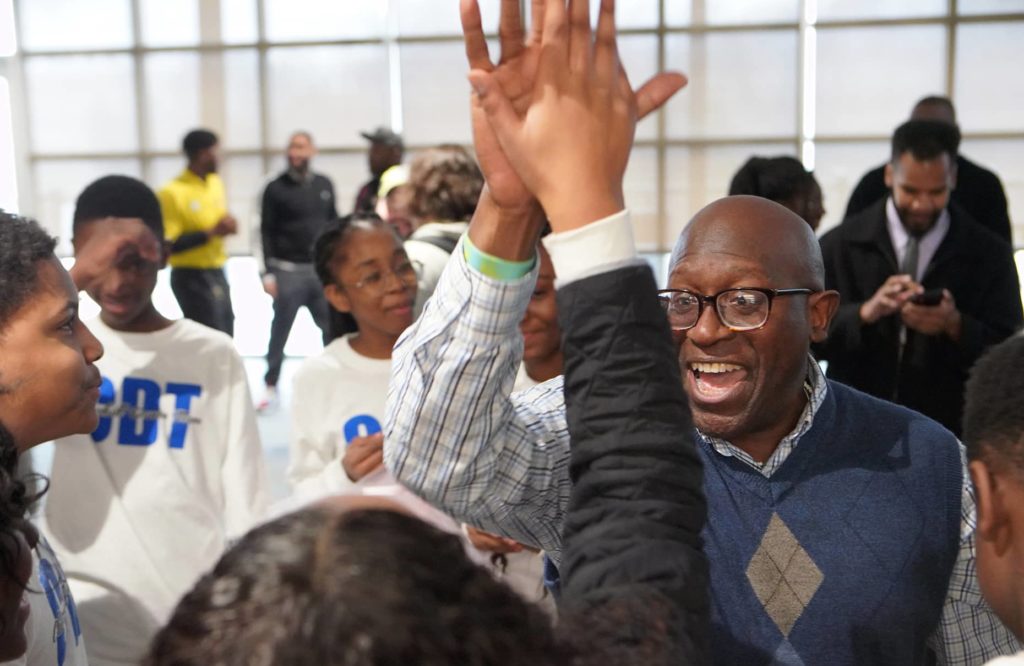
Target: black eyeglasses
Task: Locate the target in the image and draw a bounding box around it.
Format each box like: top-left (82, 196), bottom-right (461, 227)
top-left (657, 287), bottom-right (816, 332)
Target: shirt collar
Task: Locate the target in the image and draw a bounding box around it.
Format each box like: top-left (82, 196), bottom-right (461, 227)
top-left (698, 356), bottom-right (828, 478)
top-left (885, 197), bottom-right (951, 266)
top-left (286, 167), bottom-right (314, 184)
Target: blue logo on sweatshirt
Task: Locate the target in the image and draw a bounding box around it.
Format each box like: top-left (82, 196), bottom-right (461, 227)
top-left (36, 538), bottom-right (82, 666)
top-left (92, 376), bottom-right (202, 448)
top-left (342, 414), bottom-right (382, 445)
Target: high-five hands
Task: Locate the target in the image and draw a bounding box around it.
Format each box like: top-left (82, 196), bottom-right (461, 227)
top-left (461, 0), bottom-right (687, 232)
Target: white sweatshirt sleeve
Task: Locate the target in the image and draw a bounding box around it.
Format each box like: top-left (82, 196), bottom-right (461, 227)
top-left (220, 348), bottom-right (270, 538)
top-left (286, 365), bottom-right (360, 499)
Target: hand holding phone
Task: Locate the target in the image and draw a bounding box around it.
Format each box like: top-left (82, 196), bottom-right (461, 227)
top-left (910, 288), bottom-right (944, 307)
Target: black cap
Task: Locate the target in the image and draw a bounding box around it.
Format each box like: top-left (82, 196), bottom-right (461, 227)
top-left (360, 127), bottom-right (404, 148)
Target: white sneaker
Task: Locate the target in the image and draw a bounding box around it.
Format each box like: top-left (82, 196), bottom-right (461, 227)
top-left (256, 386), bottom-right (278, 413)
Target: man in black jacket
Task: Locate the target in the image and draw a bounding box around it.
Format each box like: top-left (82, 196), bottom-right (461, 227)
top-left (819, 120), bottom-right (1022, 435)
top-left (844, 96), bottom-right (1012, 243)
top-left (258, 131), bottom-right (337, 410)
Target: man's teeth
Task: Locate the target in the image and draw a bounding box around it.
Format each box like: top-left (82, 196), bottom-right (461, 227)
top-left (690, 362), bottom-right (742, 375)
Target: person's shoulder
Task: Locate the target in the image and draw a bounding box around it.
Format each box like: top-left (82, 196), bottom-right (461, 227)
top-left (958, 154), bottom-right (1004, 188)
top-left (828, 380), bottom-right (958, 447)
top-left (312, 172), bottom-right (335, 188)
top-left (170, 319), bottom-right (241, 354)
top-left (294, 338), bottom-right (349, 381)
top-left (951, 204), bottom-right (1014, 254)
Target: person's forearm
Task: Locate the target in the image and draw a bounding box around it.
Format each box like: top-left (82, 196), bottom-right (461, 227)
top-left (383, 243), bottom-right (571, 554)
top-left (170, 231), bottom-right (210, 254)
top-left (467, 187), bottom-right (545, 262)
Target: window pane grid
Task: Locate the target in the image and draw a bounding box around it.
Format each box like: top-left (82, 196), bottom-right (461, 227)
top-left (14, 0), bottom-right (1024, 252)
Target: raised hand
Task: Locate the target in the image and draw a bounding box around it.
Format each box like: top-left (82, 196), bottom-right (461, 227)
top-left (464, 0), bottom-right (687, 232)
top-left (462, 0), bottom-right (686, 220)
top-left (70, 217), bottom-right (164, 293)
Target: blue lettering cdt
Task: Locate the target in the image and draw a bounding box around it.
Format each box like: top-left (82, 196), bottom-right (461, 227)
top-left (92, 376), bottom-right (202, 448)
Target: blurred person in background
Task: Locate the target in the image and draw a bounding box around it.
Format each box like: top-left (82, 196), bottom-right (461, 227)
top-left (353, 128), bottom-right (404, 215)
top-left (819, 120), bottom-right (1022, 435)
top-left (157, 129), bottom-right (238, 336)
top-left (257, 131), bottom-right (337, 412)
top-left (729, 155), bottom-right (825, 230)
top-left (845, 96), bottom-right (1012, 243)
top-left (374, 165), bottom-right (417, 239)
top-left (403, 144), bottom-right (484, 315)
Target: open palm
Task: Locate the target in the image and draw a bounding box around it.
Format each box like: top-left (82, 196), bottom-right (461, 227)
top-left (462, 0), bottom-right (687, 214)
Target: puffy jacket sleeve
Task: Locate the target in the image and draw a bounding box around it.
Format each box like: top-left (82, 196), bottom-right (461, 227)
top-left (557, 263), bottom-right (710, 665)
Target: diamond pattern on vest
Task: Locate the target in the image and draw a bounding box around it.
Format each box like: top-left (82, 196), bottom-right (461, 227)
top-left (746, 513), bottom-right (824, 637)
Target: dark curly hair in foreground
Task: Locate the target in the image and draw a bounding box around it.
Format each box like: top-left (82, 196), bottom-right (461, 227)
top-left (146, 508), bottom-right (566, 666)
top-left (0, 211), bottom-right (52, 590)
top-left (0, 210), bottom-right (58, 334)
top-left (146, 507), bottom-right (680, 666)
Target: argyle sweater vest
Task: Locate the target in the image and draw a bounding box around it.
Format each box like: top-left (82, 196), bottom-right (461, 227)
top-left (700, 381), bottom-right (961, 666)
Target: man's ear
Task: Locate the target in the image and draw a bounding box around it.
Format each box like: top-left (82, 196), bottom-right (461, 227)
top-left (884, 162), bottom-right (894, 190)
top-left (324, 284), bottom-right (352, 314)
top-left (972, 459), bottom-right (1014, 557)
top-left (808, 290), bottom-right (840, 344)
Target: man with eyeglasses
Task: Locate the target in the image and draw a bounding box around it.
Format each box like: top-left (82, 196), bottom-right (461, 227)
top-left (384, 0), bottom-right (1019, 662)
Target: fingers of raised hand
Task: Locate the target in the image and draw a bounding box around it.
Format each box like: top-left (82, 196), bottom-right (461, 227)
top-left (461, 0), bottom-right (493, 71)
top-left (497, 0), bottom-right (526, 62)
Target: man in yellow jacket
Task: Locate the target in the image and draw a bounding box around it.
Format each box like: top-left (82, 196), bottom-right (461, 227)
top-left (157, 129), bottom-right (237, 335)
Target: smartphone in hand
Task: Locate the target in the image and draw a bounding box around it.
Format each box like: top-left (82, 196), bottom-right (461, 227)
top-left (910, 288), bottom-right (944, 306)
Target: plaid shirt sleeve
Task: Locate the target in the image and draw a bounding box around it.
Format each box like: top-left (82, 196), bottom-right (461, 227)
top-left (928, 444), bottom-right (1022, 665)
top-left (384, 237), bottom-right (573, 564)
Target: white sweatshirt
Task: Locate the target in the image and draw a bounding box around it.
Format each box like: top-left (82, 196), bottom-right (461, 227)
top-left (287, 334), bottom-right (391, 499)
top-left (1, 537), bottom-right (89, 666)
top-left (41, 318), bottom-right (269, 666)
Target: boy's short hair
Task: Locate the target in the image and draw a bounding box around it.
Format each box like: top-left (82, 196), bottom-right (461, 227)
top-left (963, 335), bottom-right (1024, 472)
top-left (182, 129), bottom-right (218, 161)
top-left (73, 175), bottom-right (164, 240)
top-left (0, 211), bottom-right (57, 332)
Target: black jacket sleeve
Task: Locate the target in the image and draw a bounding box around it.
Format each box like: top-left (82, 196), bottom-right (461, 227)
top-left (169, 231), bottom-right (210, 255)
top-left (557, 264), bottom-right (710, 665)
top-left (260, 182), bottom-right (278, 271)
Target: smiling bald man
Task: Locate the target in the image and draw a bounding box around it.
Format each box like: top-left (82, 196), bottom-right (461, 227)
top-left (387, 193), bottom-right (1020, 664)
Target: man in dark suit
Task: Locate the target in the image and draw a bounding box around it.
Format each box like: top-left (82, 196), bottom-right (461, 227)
top-left (819, 120), bottom-right (1022, 435)
top-left (844, 96), bottom-right (1012, 244)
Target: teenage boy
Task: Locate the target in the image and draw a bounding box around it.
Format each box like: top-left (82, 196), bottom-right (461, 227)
top-left (965, 336), bottom-right (1024, 665)
top-left (40, 176), bottom-right (269, 666)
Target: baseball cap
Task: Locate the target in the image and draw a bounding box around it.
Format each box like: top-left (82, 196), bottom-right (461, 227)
top-left (360, 127), bottom-right (404, 148)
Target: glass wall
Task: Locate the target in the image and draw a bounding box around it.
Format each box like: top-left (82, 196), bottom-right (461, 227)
top-left (11, 0), bottom-right (1024, 256)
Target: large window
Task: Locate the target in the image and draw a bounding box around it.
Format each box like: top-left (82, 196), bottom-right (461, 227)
top-left (10, 0), bottom-right (1024, 255)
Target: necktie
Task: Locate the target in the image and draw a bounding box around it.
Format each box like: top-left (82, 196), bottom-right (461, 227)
top-left (901, 234), bottom-right (920, 279)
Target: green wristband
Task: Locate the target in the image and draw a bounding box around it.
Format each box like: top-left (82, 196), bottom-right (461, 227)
top-left (463, 235), bottom-right (536, 281)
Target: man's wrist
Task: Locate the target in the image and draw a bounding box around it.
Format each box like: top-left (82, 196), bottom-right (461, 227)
top-left (858, 302), bottom-right (877, 325)
top-left (467, 187), bottom-right (545, 262)
top-left (542, 185), bottom-right (623, 235)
